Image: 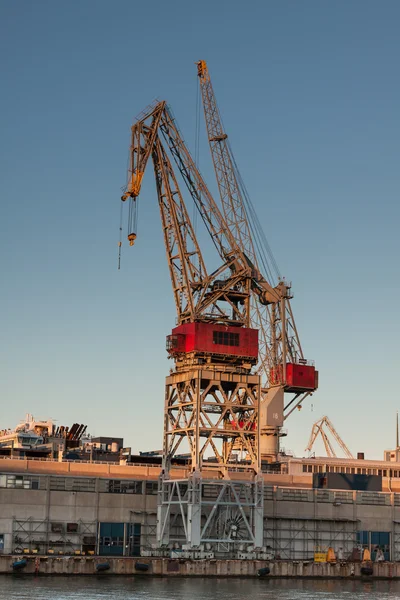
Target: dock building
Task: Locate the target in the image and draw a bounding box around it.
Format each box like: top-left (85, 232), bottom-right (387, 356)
top-left (1, 452), bottom-right (400, 561)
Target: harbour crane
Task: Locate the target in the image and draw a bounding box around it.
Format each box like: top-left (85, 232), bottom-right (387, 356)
top-left (119, 63), bottom-right (318, 554)
top-left (196, 60), bottom-right (318, 458)
top-left (305, 416), bottom-right (353, 459)
top-left (120, 99), bottom-right (264, 554)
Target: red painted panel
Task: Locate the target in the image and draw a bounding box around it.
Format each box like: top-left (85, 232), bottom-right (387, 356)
top-left (269, 363), bottom-right (318, 391)
top-left (269, 365), bottom-right (281, 385)
top-left (167, 322), bottom-right (258, 360)
top-left (286, 363), bottom-right (317, 391)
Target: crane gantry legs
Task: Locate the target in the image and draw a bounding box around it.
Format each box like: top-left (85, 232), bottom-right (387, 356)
top-left (156, 365), bottom-right (264, 554)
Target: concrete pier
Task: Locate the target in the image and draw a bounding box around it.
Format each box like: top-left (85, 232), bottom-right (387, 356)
top-left (1, 555), bottom-right (399, 578)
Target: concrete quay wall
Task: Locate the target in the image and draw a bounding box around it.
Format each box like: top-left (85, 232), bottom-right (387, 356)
top-left (0, 556), bottom-right (399, 578)
top-left (2, 463), bottom-right (400, 561)
top-left (2, 479), bottom-right (400, 560)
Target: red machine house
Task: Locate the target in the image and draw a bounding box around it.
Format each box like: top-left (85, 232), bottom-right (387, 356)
top-left (166, 322), bottom-right (258, 363)
top-left (270, 360), bottom-right (318, 393)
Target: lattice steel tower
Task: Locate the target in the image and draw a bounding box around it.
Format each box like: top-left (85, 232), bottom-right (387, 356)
top-left (120, 101), bottom-right (264, 554)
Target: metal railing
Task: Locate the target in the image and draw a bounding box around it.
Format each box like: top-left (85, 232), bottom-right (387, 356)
top-left (0, 455), bottom-right (164, 468)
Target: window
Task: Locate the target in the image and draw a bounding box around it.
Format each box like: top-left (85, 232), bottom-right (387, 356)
top-left (213, 331), bottom-right (240, 347)
top-left (302, 465), bottom-right (307, 473)
top-left (108, 480), bottom-right (121, 493)
top-left (1, 475), bottom-right (40, 489)
top-left (166, 334), bottom-right (184, 352)
top-left (307, 465), bottom-right (313, 473)
top-left (70, 478), bottom-right (96, 492)
top-left (108, 480), bottom-right (143, 494)
top-left (145, 481), bottom-right (158, 495)
top-left (50, 477), bottom-right (66, 491)
top-left (124, 481), bottom-right (142, 494)
top-left (49, 476), bottom-right (95, 492)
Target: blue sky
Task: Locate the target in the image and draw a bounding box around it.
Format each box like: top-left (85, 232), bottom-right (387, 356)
top-left (1, 1), bottom-right (399, 459)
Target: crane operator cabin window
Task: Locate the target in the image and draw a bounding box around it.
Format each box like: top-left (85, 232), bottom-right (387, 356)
top-left (213, 331), bottom-right (240, 347)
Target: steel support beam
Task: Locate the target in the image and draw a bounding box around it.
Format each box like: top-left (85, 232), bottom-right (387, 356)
top-left (157, 366), bottom-right (263, 555)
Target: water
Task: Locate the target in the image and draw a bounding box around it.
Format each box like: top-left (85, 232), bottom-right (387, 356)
top-left (0, 577), bottom-right (399, 600)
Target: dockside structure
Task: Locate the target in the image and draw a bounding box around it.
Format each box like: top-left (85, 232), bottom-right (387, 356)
top-left (1, 455), bottom-right (400, 561)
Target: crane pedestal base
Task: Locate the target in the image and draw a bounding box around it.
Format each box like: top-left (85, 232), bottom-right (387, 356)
top-left (156, 472), bottom-right (264, 556)
top-left (159, 364), bottom-right (262, 555)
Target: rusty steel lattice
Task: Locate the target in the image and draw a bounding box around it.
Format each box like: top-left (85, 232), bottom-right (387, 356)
top-left (163, 369), bottom-right (260, 472)
top-left (156, 367), bottom-right (263, 552)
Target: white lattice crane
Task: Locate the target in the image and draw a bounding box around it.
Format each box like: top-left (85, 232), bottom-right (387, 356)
top-left (305, 416), bottom-right (353, 459)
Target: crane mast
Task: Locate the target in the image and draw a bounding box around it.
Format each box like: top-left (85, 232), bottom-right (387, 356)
top-left (120, 100), bottom-right (263, 556)
top-left (196, 60), bottom-right (318, 459)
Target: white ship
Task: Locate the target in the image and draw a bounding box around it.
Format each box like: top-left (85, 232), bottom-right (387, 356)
top-left (0, 414), bottom-right (54, 450)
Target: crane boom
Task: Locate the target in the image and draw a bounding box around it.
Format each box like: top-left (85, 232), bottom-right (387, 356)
top-left (197, 61), bottom-right (307, 374)
top-left (153, 137), bottom-right (207, 321)
top-left (197, 60), bottom-right (318, 457)
top-left (121, 101), bottom-right (259, 327)
top-left (196, 60), bottom-right (258, 268)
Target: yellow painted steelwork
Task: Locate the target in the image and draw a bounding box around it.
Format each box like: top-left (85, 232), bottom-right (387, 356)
top-left (129, 171), bottom-right (144, 197)
top-left (128, 233), bottom-right (137, 246)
